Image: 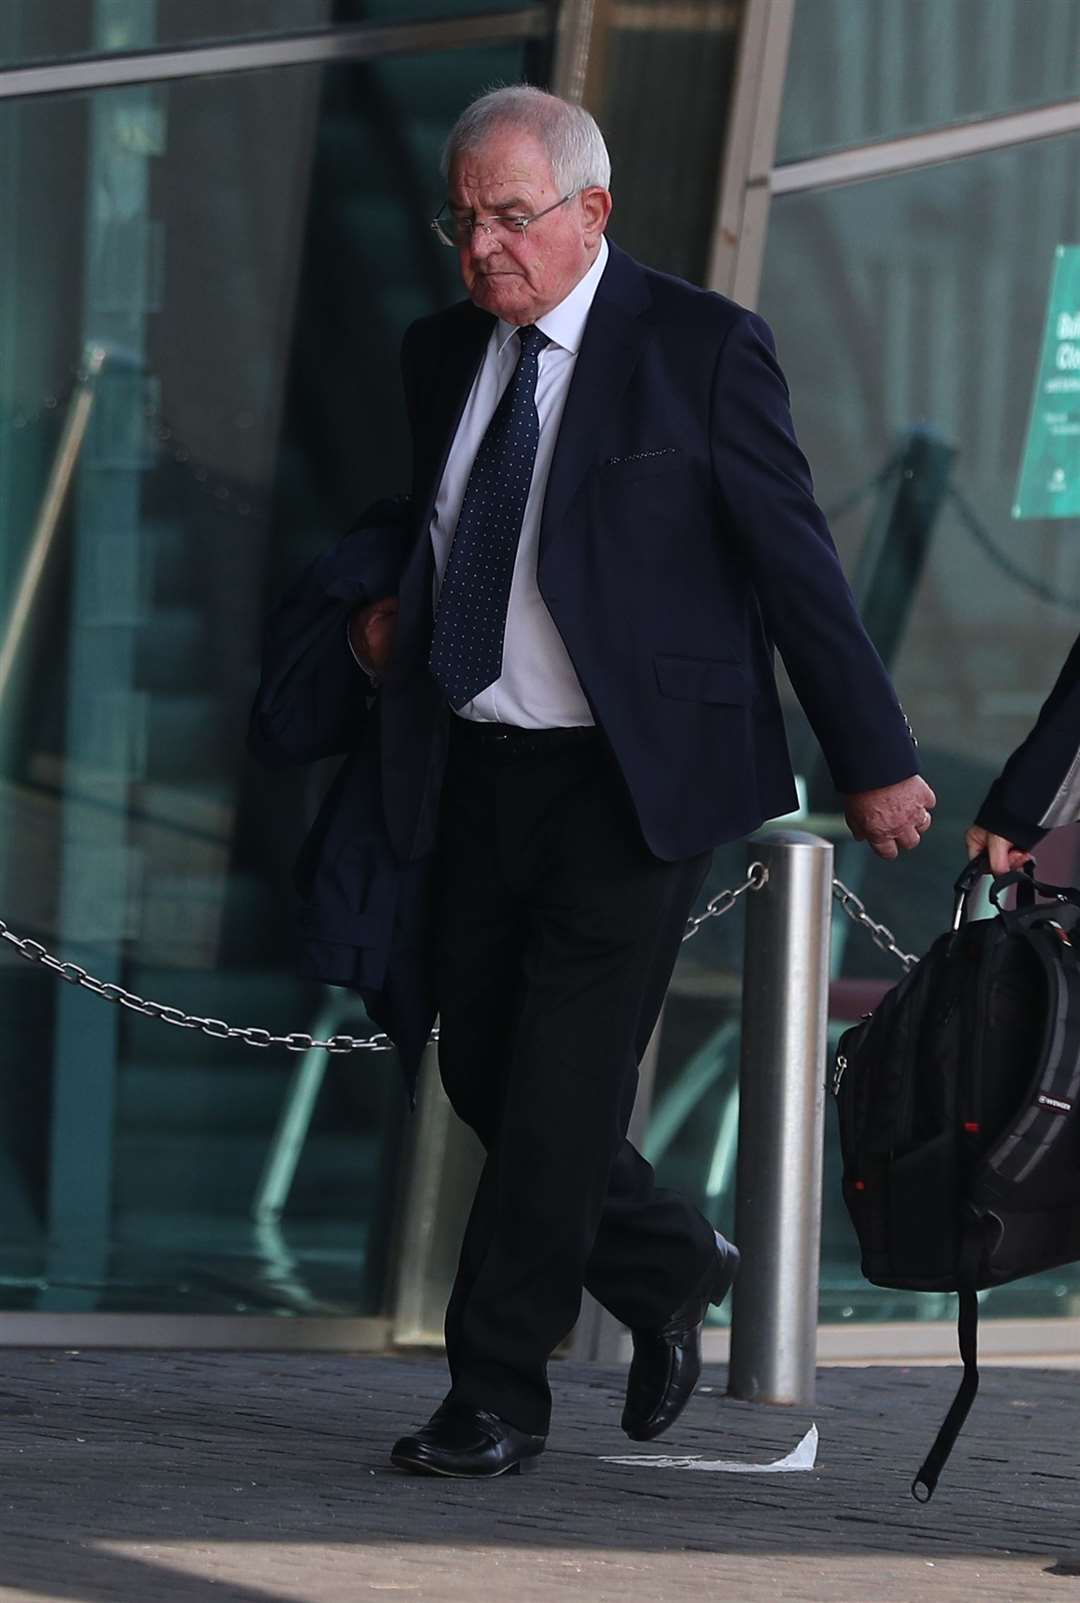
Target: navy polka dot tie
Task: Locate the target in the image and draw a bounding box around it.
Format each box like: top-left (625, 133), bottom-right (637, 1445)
top-left (429, 324), bottom-right (550, 709)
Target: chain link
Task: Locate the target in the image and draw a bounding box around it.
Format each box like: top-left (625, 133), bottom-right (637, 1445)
top-left (7, 365), bottom-right (261, 518)
top-left (8, 385), bottom-right (74, 434)
top-left (0, 919), bottom-right (393, 1054)
top-left (0, 867), bottom-right (768, 1053)
top-left (680, 861), bottom-right (769, 942)
top-left (831, 877), bottom-right (917, 971)
top-left (0, 866), bottom-right (917, 1053)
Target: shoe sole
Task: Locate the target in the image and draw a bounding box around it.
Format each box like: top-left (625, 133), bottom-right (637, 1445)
top-left (389, 1451), bottom-right (543, 1478)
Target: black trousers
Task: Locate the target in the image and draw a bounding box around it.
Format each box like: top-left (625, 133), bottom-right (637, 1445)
top-left (433, 720), bottom-right (717, 1436)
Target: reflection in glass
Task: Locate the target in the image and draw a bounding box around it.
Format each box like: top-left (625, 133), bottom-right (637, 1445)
top-left (764, 133), bottom-right (1080, 1319)
top-left (778, 0), bottom-right (1080, 165)
top-left (0, 0), bottom-right (531, 69)
top-left (0, 43), bottom-right (527, 1316)
top-left (648, 132), bottom-right (1080, 1325)
top-left (596, 0), bottom-right (741, 283)
top-left (0, 0), bottom-right (334, 68)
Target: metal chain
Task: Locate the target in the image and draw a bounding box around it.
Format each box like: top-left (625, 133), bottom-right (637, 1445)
top-left (680, 860), bottom-right (769, 942)
top-left (9, 388), bottom-right (72, 432)
top-left (831, 877), bottom-right (917, 971)
top-left (7, 366), bottom-right (260, 518)
top-left (0, 868), bottom-right (914, 1051)
top-left (0, 865), bottom-right (770, 1053)
top-left (0, 920), bottom-right (393, 1054)
top-left (949, 482), bottom-right (1080, 615)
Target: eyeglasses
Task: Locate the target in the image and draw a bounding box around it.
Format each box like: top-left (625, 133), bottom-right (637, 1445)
top-left (430, 190), bottom-right (581, 248)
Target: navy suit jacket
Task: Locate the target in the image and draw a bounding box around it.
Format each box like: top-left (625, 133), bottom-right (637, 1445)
top-left (250, 242), bottom-right (918, 1092)
top-left (381, 242), bottom-right (917, 865)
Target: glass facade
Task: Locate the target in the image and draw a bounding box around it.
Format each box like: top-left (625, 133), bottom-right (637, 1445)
top-left (0, 17), bottom-right (535, 1318)
top-left (0, 0), bottom-right (529, 69)
top-left (648, 0), bottom-right (1080, 1332)
top-left (760, 129), bottom-right (1080, 1323)
top-left (3, 0), bottom-right (1080, 1346)
top-left (0, 1), bottom-right (337, 66)
top-left (597, 0), bottom-right (741, 282)
top-left (777, 0), bottom-right (1080, 164)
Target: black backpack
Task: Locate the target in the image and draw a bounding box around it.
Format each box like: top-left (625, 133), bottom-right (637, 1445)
top-left (833, 857), bottom-right (1080, 1500)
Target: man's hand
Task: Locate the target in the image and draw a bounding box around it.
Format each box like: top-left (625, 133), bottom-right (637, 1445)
top-left (964, 824), bottom-right (1032, 876)
top-left (349, 596), bottom-right (398, 673)
top-left (844, 775), bottom-right (936, 860)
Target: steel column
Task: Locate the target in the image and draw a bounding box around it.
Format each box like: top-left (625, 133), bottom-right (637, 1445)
top-left (728, 829), bottom-right (832, 1405)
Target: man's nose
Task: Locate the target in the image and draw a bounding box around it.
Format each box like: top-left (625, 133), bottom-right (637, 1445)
top-left (467, 222), bottom-right (502, 261)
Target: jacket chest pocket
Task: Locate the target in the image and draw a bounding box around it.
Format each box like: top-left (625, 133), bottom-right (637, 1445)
top-left (594, 447), bottom-right (685, 488)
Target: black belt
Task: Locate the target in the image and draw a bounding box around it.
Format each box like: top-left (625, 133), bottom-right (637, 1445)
top-left (449, 718), bottom-right (600, 758)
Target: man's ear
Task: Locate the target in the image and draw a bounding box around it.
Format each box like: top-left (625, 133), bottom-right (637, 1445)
top-left (581, 186), bottom-right (612, 246)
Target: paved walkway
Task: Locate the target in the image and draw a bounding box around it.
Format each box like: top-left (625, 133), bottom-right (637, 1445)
top-left (1, 1350), bottom-right (1079, 1602)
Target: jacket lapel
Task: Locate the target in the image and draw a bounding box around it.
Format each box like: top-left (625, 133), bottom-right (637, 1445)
top-left (539, 244), bottom-right (653, 561)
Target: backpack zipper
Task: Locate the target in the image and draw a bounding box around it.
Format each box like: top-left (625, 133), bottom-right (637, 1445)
top-left (832, 1052), bottom-right (847, 1097)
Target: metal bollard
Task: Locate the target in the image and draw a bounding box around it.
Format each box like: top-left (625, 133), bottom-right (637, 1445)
top-left (727, 829), bottom-right (833, 1406)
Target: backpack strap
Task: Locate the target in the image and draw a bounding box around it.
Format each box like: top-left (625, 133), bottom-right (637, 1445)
top-left (988, 868), bottom-right (1080, 914)
top-left (912, 1286), bottom-right (979, 1501)
top-left (912, 1226), bottom-right (982, 1502)
top-left (983, 925), bottom-right (1080, 1188)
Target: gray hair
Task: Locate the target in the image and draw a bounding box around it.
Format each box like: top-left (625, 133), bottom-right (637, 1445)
top-left (442, 86), bottom-right (612, 193)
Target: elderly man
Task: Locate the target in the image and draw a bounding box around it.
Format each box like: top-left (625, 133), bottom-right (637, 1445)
top-left (273, 86), bottom-right (934, 1480)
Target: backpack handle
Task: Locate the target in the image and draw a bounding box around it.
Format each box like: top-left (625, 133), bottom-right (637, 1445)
top-left (954, 855), bottom-right (1080, 928)
top-left (951, 852), bottom-right (1025, 928)
top-left (987, 869), bottom-right (1080, 913)
top-left (953, 851), bottom-right (988, 928)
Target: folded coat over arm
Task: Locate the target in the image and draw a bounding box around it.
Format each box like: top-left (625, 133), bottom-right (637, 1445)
top-left (248, 498), bottom-right (436, 1101)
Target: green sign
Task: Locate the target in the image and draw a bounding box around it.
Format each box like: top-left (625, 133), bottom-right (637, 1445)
top-left (1013, 245), bottom-right (1080, 521)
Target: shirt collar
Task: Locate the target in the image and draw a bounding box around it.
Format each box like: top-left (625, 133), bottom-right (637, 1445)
top-left (495, 235), bottom-right (609, 357)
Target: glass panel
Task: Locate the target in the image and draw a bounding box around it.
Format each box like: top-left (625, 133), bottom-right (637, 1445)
top-left (0, 0), bottom-right (334, 65)
top-left (596, 0), bottom-right (742, 283)
top-left (778, 0), bottom-right (1080, 165)
top-left (0, 39), bottom-right (530, 1315)
top-left (748, 133), bottom-right (1080, 1320)
top-left (0, 0), bottom-right (527, 69)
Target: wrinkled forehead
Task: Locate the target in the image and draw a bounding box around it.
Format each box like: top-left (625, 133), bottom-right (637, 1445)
top-left (448, 127), bottom-right (556, 203)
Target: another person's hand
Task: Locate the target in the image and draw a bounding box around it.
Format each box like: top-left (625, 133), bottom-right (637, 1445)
top-left (349, 596), bottom-right (399, 673)
top-left (964, 824), bottom-right (1033, 876)
top-left (844, 775), bottom-right (936, 860)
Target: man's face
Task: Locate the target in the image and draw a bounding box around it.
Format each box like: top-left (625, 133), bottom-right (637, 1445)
top-left (447, 125), bottom-right (611, 325)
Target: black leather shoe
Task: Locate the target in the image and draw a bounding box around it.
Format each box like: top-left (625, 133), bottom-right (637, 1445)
top-left (390, 1400), bottom-right (545, 1478)
top-left (621, 1232), bottom-right (740, 1442)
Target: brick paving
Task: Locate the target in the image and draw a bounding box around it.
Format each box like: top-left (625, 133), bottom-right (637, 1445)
top-left (1, 1350), bottom-right (1079, 1601)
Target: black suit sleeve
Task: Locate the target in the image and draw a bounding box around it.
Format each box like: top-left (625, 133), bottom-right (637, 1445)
top-left (709, 310), bottom-right (918, 795)
top-left (976, 633), bottom-right (1080, 848)
top-left (247, 498), bottom-right (411, 768)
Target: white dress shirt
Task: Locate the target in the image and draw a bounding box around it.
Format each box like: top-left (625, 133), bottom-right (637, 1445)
top-left (429, 237), bottom-right (609, 728)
